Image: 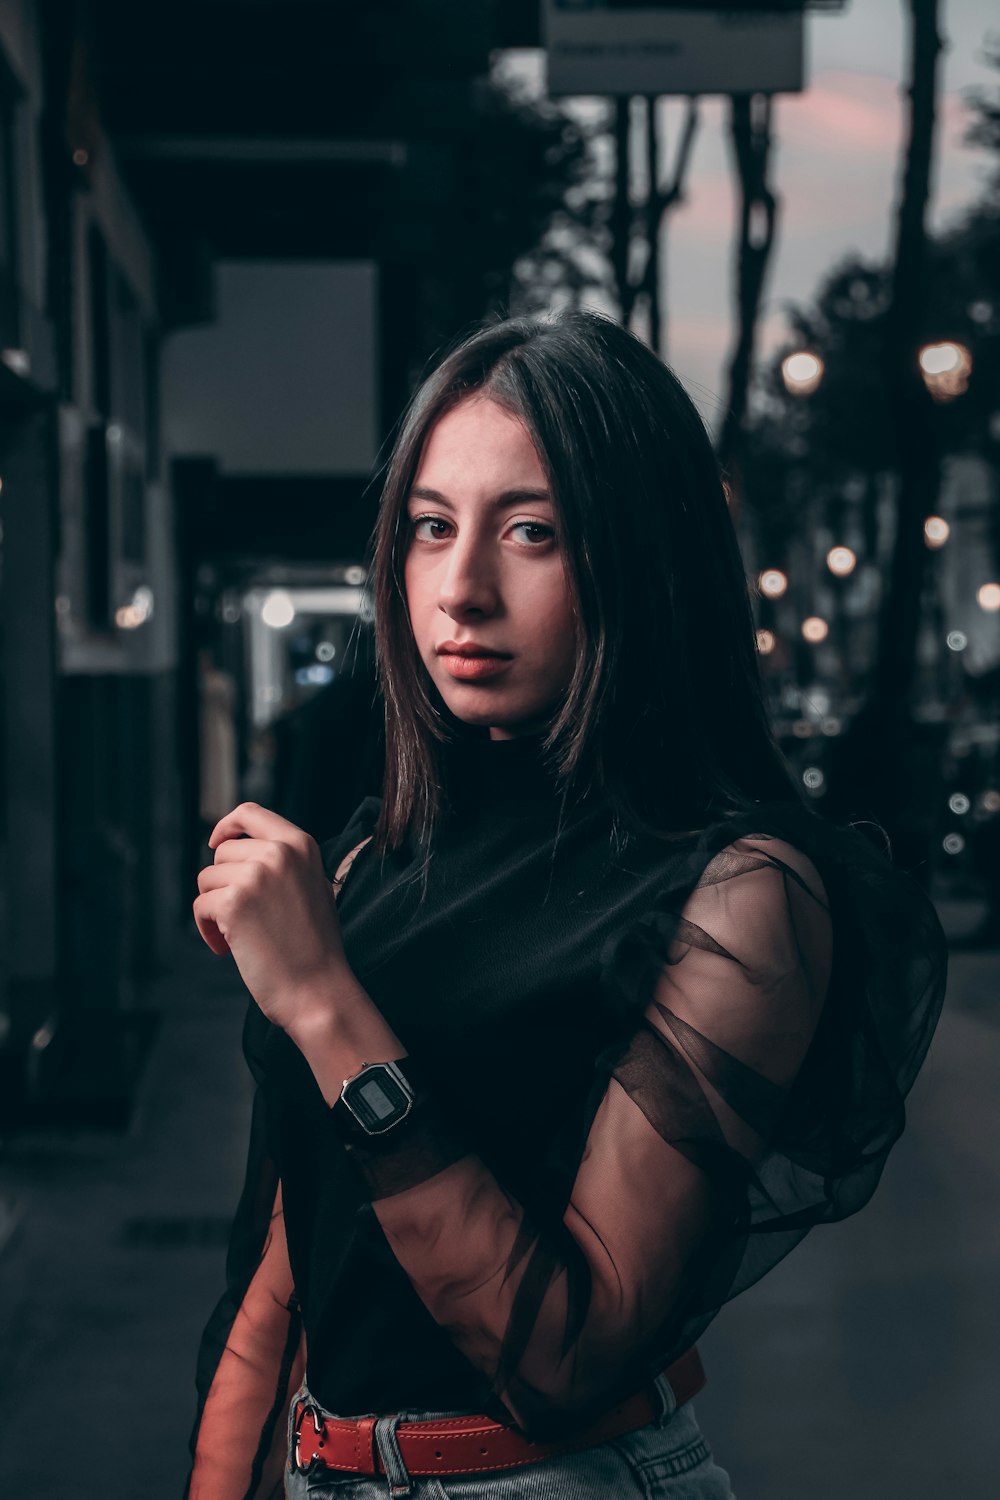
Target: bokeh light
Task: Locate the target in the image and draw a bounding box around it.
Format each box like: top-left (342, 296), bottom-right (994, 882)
top-left (261, 589), bottom-right (296, 629)
top-left (801, 616), bottom-right (829, 643)
top-left (919, 342), bottom-right (962, 374)
top-left (755, 628), bottom-right (776, 655)
top-left (977, 583), bottom-right (1000, 612)
top-left (114, 586), bottom-right (154, 631)
top-left (924, 515), bottom-right (950, 548)
top-left (758, 569), bottom-right (788, 598)
top-left (781, 351), bottom-right (824, 395)
top-left (802, 687), bottom-right (831, 717)
top-left (946, 630), bottom-right (968, 652)
top-left (918, 341), bottom-right (972, 401)
top-left (826, 546), bottom-right (857, 577)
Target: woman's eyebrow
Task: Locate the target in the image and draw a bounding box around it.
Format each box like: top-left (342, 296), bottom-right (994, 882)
top-left (408, 486), bottom-right (553, 509)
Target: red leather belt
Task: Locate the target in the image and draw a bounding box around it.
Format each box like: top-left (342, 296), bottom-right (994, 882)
top-left (292, 1345), bottom-right (705, 1478)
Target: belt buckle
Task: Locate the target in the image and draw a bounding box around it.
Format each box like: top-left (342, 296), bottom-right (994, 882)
top-left (292, 1399), bottom-right (323, 1473)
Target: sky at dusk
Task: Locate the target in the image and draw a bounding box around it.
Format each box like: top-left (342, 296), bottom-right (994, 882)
top-left (514, 1), bottom-right (1000, 428)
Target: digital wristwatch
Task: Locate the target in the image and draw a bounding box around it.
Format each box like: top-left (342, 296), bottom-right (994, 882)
top-left (331, 1056), bottom-right (426, 1141)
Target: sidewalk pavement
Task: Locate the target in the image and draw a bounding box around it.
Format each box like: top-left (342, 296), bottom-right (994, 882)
top-left (0, 929), bottom-right (252, 1500)
top-left (0, 903), bottom-right (996, 1500)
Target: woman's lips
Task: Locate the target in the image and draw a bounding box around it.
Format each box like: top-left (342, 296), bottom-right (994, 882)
top-left (438, 653), bottom-right (512, 681)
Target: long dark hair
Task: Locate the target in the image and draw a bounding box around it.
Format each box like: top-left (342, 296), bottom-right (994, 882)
top-left (371, 309), bottom-right (801, 852)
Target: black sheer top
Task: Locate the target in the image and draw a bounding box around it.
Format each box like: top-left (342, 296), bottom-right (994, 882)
top-left (187, 732), bottom-right (946, 1496)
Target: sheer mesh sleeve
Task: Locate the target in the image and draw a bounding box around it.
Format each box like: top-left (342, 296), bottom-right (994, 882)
top-left (343, 833), bottom-right (841, 1437)
top-left (187, 1180), bottom-right (305, 1499)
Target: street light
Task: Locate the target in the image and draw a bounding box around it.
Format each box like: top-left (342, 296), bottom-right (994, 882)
top-left (802, 616), bottom-right (829, 643)
top-left (780, 351), bottom-right (824, 396)
top-left (924, 515), bottom-right (950, 548)
top-left (758, 568), bottom-right (788, 598)
top-left (826, 545), bottom-right (857, 577)
top-left (261, 589), bottom-right (296, 629)
top-left (115, 585), bottom-right (154, 632)
top-left (918, 341), bottom-right (972, 401)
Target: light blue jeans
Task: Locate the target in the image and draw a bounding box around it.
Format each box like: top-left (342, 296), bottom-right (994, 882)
top-left (284, 1376), bottom-right (736, 1499)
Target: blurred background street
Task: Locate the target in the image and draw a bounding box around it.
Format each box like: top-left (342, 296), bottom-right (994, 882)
top-left (1, 1), bottom-right (998, 1495)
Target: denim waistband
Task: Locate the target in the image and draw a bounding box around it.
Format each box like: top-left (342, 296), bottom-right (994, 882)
top-left (285, 1370), bottom-right (714, 1500)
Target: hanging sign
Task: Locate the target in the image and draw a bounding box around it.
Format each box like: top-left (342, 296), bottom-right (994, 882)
top-left (542, 3), bottom-right (805, 97)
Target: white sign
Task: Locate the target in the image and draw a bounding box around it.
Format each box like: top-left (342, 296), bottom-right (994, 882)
top-left (162, 261), bottom-right (378, 476)
top-left (543, 3), bottom-right (805, 97)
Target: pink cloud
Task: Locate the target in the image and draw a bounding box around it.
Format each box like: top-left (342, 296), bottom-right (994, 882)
top-left (670, 69), bottom-right (985, 244)
top-left (779, 68), bottom-right (980, 162)
top-left (777, 69), bottom-right (903, 155)
top-left (675, 188), bottom-right (734, 235)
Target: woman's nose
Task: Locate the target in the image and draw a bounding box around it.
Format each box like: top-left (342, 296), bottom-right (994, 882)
top-left (438, 535), bottom-right (499, 619)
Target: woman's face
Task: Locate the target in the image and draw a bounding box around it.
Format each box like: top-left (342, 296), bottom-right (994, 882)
top-left (403, 395), bottom-right (577, 740)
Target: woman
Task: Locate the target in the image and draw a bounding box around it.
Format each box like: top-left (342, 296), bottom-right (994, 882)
top-left (186, 311), bottom-right (946, 1499)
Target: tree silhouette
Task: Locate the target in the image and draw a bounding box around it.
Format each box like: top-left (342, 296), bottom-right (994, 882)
top-left (717, 93), bottom-right (780, 521)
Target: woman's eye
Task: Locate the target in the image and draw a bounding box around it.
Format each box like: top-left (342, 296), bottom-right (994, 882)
top-left (510, 521), bottom-right (556, 546)
top-left (410, 514), bottom-right (450, 541)
top-left (408, 514), bottom-right (555, 546)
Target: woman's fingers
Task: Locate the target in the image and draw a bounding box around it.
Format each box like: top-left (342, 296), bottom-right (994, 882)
top-left (192, 803), bottom-right (344, 1016)
top-left (196, 861), bottom-right (256, 891)
top-left (191, 892), bottom-right (232, 956)
top-left (208, 840), bottom-right (296, 884)
top-left (208, 802), bottom-right (310, 851)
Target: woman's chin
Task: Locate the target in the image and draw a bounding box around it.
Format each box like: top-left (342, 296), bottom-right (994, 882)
top-left (432, 678), bottom-right (556, 738)
top-left (442, 699), bottom-right (534, 738)
top-left (436, 682), bottom-right (509, 724)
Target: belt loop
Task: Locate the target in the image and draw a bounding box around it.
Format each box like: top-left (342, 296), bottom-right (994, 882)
top-left (650, 1370), bottom-right (678, 1429)
top-left (373, 1414), bottom-right (414, 1499)
top-left (355, 1414), bottom-right (378, 1473)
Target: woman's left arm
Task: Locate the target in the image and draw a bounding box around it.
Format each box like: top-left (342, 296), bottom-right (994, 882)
top-left (195, 807), bottom-right (832, 1437)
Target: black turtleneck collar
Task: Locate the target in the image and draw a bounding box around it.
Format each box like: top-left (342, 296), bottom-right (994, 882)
top-left (439, 725), bottom-right (585, 821)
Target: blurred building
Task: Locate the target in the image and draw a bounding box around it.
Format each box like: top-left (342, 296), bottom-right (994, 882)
top-left (0, 0), bottom-right (520, 1127)
top-left (0, 2), bottom-right (175, 1125)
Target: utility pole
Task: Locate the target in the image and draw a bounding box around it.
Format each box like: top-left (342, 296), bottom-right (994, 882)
top-left (716, 92), bottom-right (780, 522)
top-left (825, 0), bottom-right (944, 884)
top-left (874, 0), bottom-right (943, 713)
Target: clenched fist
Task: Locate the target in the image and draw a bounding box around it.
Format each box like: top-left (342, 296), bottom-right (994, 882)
top-left (194, 803), bottom-right (349, 1032)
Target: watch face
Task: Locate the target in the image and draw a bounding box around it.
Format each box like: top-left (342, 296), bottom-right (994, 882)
top-left (343, 1066), bottom-right (412, 1134)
